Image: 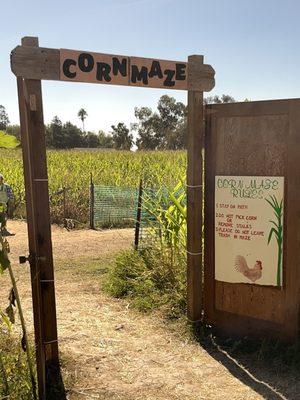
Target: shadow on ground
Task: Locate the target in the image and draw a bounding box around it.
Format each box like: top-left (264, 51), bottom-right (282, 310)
top-left (201, 335), bottom-right (300, 400)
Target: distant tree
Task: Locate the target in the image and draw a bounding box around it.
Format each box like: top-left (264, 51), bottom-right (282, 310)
top-left (133, 95), bottom-right (187, 150)
top-left (78, 108), bottom-right (88, 132)
top-left (62, 122), bottom-right (84, 148)
top-left (46, 116), bottom-right (64, 148)
top-left (157, 95), bottom-right (187, 149)
top-left (111, 123), bottom-right (133, 150)
top-left (6, 124), bottom-right (21, 140)
top-left (46, 117), bottom-right (85, 148)
top-left (98, 130), bottom-right (114, 148)
top-left (204, 94), bottom-right (236, 104)
top-left (133, 107), bottom-right (160, 150)
top-left (0, 105), bottom-right (10, 131)
top-left (84, 131), bottom-right (100, 148)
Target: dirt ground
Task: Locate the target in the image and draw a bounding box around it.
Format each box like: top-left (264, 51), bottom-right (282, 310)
top-left (1, 221), bottom-right (297, 400)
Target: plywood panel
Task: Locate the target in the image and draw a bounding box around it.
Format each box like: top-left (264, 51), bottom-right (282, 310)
top-left (215, 281), bottom-right (285, 323)
top-left (204, 99), bottom-right (300, 340)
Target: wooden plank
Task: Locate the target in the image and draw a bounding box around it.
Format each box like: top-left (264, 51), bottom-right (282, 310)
top-left (23, 77), bottom-right (62, 397)
top-left (89, 174), bottom-right (95, 230)
top-left (60, 49), bottom-right (129, 86)
top-left (213, 310), bottom-right (283, 339)
top-left (205, 99), bottom-right (290, 118)
top-left (129, 56), bottom-right (187, 90)
top-left (188, 59), bottom-right (215, 91)
top-left (18, 37), bottom-right (62, 399)
top-left (204, 99), bottom-right (300, 341)
top-left (17, 75), bottom-right (46, 400)
top-left (215, 281), bottom-right (285, 323)
top-left (204, 105), bottom-right (217, 324)
top-left (134, 179), bottom-right (143, 250)
top-left (284, 100), bottom-right (300, 339)
top-left (11, 45), bottom-right (215, 91)
top-left (186, 55), bottom-right (204, 322)
top-left (11, 45), bottom-right (60, 80)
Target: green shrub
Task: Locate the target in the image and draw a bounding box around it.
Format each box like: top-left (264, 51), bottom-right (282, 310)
top-left (105, 246), bottom-right (186, 318)
top-left (0, 332), bottom-right (35, 399)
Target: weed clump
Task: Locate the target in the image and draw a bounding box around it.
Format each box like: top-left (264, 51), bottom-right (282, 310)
top-left (105, 179), bottom-right (187, 318)
top-left (0, 332), bottom-right (35, 399)
top-left (105, 246), bottom-right (186, 318)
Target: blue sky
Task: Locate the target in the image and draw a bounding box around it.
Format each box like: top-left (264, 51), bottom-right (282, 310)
top-left (1, 0), bottom-right (300, 132)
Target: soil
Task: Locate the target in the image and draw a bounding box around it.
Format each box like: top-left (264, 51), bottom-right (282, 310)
top-left (1, 221), bottom-right (297, 400)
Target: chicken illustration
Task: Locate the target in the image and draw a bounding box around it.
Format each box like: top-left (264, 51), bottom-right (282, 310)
top-left (234, 255), bottom-right (262, 282)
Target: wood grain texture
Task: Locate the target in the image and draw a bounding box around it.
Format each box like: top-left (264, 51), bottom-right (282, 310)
top-left (204, 99), bottom-right (300, 341)
top-left (11, 45), bottom-right (60, 80)
top-left (187, 55), bottom-right (204, 321)
top-left (17, 76), bottom-right (46, 400)
top-left (11, 45), bottom-right (215, 92)
top-left (17, 37), bottom-right (62, 399)
top-left (188, 59), bottom-right (215, 91)
top-left (21, 75), bottom-right (62, 397)
top-left (284, 100), bottom-right (300, 339)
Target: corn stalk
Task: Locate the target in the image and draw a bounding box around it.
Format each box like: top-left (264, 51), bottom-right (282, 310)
top-left (143, 179), bottom-right (187, 252)
top-left (266, 195), bottom-right (283, 286)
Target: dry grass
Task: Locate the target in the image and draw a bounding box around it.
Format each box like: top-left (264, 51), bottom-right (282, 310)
top-left (1, 221), bottom-right (299, 399)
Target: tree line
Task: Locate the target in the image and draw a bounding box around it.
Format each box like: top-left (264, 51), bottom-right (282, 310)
top-left (0, 94), bottom-right (236, 151)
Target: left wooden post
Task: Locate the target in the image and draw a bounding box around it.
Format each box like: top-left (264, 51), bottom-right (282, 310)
top-left (16, 37), bottom-right (63, 400)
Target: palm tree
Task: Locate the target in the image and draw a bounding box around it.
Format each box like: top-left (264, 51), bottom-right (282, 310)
top-left (78, 108), bottom-right (88, 132)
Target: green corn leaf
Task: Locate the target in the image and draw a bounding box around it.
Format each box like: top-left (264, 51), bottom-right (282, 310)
top-left (5, 304), bottom-right (15, 324)
top-left (265, 197), bottom-right (274, 209)
top-left (168, 191), bottom-right (187, 219)
top-left (0, 249), bottom-right (10, 272)
top-left (268, 227), bottom-right (278, 244)
top-left (269, 220), bottom-right (280, 229)
top-left (0, 130), bottom-right (20, 149)
top-left (0, 309), bottom-right (12, 331)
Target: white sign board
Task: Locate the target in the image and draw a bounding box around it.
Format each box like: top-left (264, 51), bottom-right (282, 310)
top-left (215, 176), bottom-right (284, 286)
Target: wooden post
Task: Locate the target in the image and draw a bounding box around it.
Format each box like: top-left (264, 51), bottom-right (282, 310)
top-left (62, 187), bottom-right (66, 220)
top-left (17, 37), bottom-right (63, 400)
top-left (134, 179), bottom-right (143, 250)
top-left (187, 55), bottom-right (204, 322)
top-left (90, 173), bottom-right (95, 229)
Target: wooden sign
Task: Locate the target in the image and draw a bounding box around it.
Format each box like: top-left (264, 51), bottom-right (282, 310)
top-left (60, 49), bottom-right (188, 90)
top-left (215, 176), bottom-right (284, 287)
top-left (11, 45), bottom-right (215, 91)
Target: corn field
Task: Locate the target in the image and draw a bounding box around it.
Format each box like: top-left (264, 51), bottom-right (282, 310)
top-left (0, 149), bottom-right (186, 224)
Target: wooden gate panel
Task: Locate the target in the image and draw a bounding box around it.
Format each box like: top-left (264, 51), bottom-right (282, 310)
top-left (204, 99), bottom-right (300, 340)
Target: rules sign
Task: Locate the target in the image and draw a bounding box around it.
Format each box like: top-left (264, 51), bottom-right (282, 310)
top-left (215, 176), bottom-right (284, 286)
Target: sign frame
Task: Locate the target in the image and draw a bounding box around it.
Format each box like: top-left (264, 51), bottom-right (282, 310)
top-left (214, 175), bottom-right (284, 287)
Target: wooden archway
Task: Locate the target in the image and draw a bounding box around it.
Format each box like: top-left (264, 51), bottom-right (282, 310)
top-left (11, 36), bottom-right (215, 399)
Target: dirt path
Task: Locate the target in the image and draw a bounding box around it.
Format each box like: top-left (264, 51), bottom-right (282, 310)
top-left (1, 221), bottom-right (293, 400)
top-left (5, 220), bottom-right (133, 264)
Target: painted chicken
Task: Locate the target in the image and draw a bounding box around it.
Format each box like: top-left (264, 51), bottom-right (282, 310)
top-left (234, 255), bottom-right (262, 283)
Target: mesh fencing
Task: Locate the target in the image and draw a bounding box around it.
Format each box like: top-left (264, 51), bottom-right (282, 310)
top-left (91, 185), bottom-right (156, 233)
top-left (92, 185), bottom-right (138, 228)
